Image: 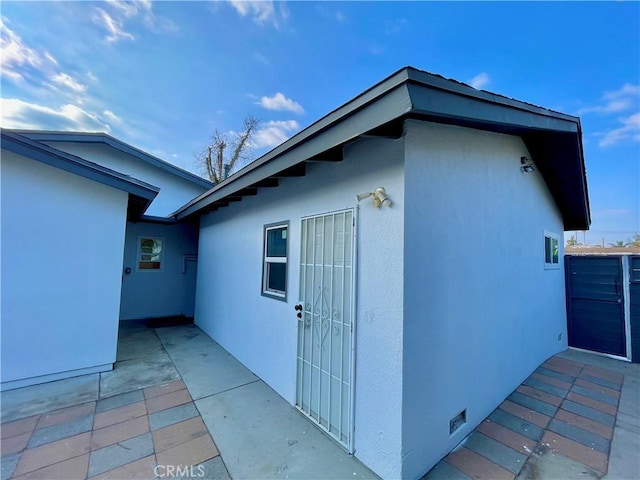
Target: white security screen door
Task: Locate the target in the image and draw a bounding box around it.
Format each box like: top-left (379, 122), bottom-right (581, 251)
top-left (296, 209), bottom-right (356, 451)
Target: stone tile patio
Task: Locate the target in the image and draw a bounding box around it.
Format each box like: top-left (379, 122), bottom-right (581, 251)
top-left (1, 321), bottom-right (638, 480)
top-left (423, 355), bottom-right (629, 480)
top-left (1, 379), bottom-right (227, 480)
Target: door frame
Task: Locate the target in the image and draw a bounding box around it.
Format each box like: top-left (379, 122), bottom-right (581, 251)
top-left (295, 207), bottom-right (358, 453)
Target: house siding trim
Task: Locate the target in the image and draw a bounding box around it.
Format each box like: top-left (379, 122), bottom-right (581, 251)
top-left (14, 130), bottom-right (213, 189)
top-left (1, 131), bottom-right (159, 200)
top-left (173, 67), bottom-right (588, 231)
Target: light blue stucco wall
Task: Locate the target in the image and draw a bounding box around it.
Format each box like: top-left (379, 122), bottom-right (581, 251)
top-left (120, 221), bottom-right (199, 320)
top-left (195, 136), bottom-right (406, 479)
top-left (40, 142), bottom-right (208, 217)
top-left (1, 151), bottom-right (128, 390)
top-left (401, 121), bottom-right (567, 479)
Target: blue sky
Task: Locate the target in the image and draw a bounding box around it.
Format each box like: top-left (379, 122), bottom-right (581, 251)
top-left (1, 1), bottom-right (638, 244)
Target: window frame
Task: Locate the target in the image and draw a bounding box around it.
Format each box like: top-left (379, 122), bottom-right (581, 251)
top-left (136, 236), bottom-right (165, 272)
top-left (261, 221), bottom-right (289, 301)
top-left (543, 231), bottom-right (560, 269)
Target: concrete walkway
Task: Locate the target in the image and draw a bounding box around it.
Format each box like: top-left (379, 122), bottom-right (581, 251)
top-left (0, 322), bottom-right (375, 480)
top-left (2, 322), bottom-right (638, 479)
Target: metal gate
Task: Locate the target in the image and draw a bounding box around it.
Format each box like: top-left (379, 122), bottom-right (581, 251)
top-left (565, 255), bottom-right (626, 358)
top-left (296, 209), bottom-right (356, 451)
top-left (630, 256), bottom-right (640, 362)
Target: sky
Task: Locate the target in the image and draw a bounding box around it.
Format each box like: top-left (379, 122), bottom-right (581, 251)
top-left (1, 1), bottom-right (639, 245)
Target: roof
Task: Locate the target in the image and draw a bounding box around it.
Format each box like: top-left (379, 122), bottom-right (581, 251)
top-left (1, 130), bottom-right (159, 220)
top-left (174, 66), bottom-right (590, 230)
top-left (12, 130), bottom-right (213, 189)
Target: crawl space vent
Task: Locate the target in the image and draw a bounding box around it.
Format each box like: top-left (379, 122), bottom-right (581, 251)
top-left (449, 409), bottom-right (466, 435)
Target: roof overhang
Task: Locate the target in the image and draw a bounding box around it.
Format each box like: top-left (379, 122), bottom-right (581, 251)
top-left (175, 66), bottom-right (589, 230)
top-left (15, 130), bottom-right (213, 189)
top-left (1, 130), bottom-right (159, 220)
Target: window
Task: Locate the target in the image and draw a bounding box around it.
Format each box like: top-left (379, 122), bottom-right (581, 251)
top-left (262, 222), bottom-right (288, 300)
top-left (544, 232), bottom-right (559, 268)
top-left (137, 237), bottom-right (163, 271)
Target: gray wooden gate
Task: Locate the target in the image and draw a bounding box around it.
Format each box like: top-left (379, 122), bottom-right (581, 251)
top-left (565, 255), bottom-right (626, 358)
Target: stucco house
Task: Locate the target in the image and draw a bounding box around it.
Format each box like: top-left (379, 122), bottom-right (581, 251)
top-left (1, 67), bottom-right (590, 479)
top-left (1, 130), bottom-right (211, 390)
top-left (174, 67), bottom-right (590, 479)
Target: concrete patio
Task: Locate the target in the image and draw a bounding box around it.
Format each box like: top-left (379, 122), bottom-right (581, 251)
top-left (1, 321), bottom-right (375, 479)
top-left (1, 321), bottom-right (638, 479)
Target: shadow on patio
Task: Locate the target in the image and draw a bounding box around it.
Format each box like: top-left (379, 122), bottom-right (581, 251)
top-left (1, 322), bottom-right (638, 480)
top-left (1, 321), bottom-right (374, 480)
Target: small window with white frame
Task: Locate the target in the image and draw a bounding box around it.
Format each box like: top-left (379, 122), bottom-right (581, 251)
top-left (137, 237), bottom-right (164, 271)
top-left (544, 232), bottom-right (560, 268)
top-left (262, 222), bottom-right (288, 300)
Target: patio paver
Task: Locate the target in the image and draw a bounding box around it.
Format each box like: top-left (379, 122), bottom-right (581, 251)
top-left (423, 352), bottom-right (635, 480)
top-left (1, 380), bottom-right (225, 480)
top-left (1, 323), bottom-right (229, 480)
top-left (2, 322), bottom-right (636, 480)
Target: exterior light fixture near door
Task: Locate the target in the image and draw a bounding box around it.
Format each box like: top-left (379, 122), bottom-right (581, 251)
top-left (520, 156), bottom-right (535, 173)
top-left (355, 187), bottom-right (392, 207)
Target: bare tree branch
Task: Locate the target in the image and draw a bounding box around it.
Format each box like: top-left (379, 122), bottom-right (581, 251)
top-left (195, 116), bottom-right (260, 183)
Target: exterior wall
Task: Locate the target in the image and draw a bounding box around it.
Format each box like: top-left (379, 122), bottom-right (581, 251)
top-left (40, 142), bottom-right (208, 217)
top-left (1, 151), bottom-right (128, 390)
top-left (401, 121), bottom-right (567, 479)
top-left (120, 221), bottom-right (199, 320)
top-left (195, 137), bottom-right (405, 478)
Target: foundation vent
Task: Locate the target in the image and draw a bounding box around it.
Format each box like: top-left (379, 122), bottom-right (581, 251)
top-left (449, 409), bottom-right (466, 435)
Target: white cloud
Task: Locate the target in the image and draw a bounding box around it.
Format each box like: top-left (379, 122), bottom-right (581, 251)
top-left (252, 120), bottom-right (300, 148)
top-left (51, 73), bottom-right (87, 93)
top-left (258, 93), bottom-right (304, 114)
top-left (103, 109), bottom-right (122, 125)
top-left (229, 1), bottom-right (287, 28)
top-left (578, 83), bottom-right (639, 115)
top-left (106, 0), bottom-right (152, 18)
top-left (0, 17), bottom-right (56, 83)
top-left (604, 83), bottom-right (640, 100)
top-left (469, 72), bottom-right (489, 90)
top-left (92, 8), bottom-right (135, 43)
top-left (87, 71), bottom-right (99, 83)
top-left (43, 52), bottom-right (59, 66)
top-left (598, 113), bottom-right (640, 147)
top-left (1, 98), bottom-right (112, 132)
top-left (93, 1), bottom-right (176, 41)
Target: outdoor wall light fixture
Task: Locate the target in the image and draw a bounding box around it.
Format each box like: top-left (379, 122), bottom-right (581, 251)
top-left (520, 156), bottom-right (536, 173)
top-left (355, 187), bottom-right (392, 208)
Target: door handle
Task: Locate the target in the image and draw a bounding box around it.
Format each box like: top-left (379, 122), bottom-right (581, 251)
top-left (297, 312), bottom-right (302, 319)
top-left (295, 304), bottom-right (303, 311)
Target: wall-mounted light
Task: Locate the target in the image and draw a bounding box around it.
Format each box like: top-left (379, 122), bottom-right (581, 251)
top-left (520, 156), bottom-right (535, 173)
top-left (355, 187), bottom-right (392, 208)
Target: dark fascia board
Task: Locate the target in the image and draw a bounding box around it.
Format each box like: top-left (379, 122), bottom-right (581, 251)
top-left (406, 82), bottom-right (578, 134)
top-left (171, 66), bottom-right (589, 229)
top-left (14, 130), bottom-right (213, 189)
top-left (137, 215), bottom-right (178, 224)
top-left (1, 130), bottom-right (159, 212)
top-left (404, 67), bottom-right (580, 125)
top-left (174, 83), bottom-right (413, 218)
